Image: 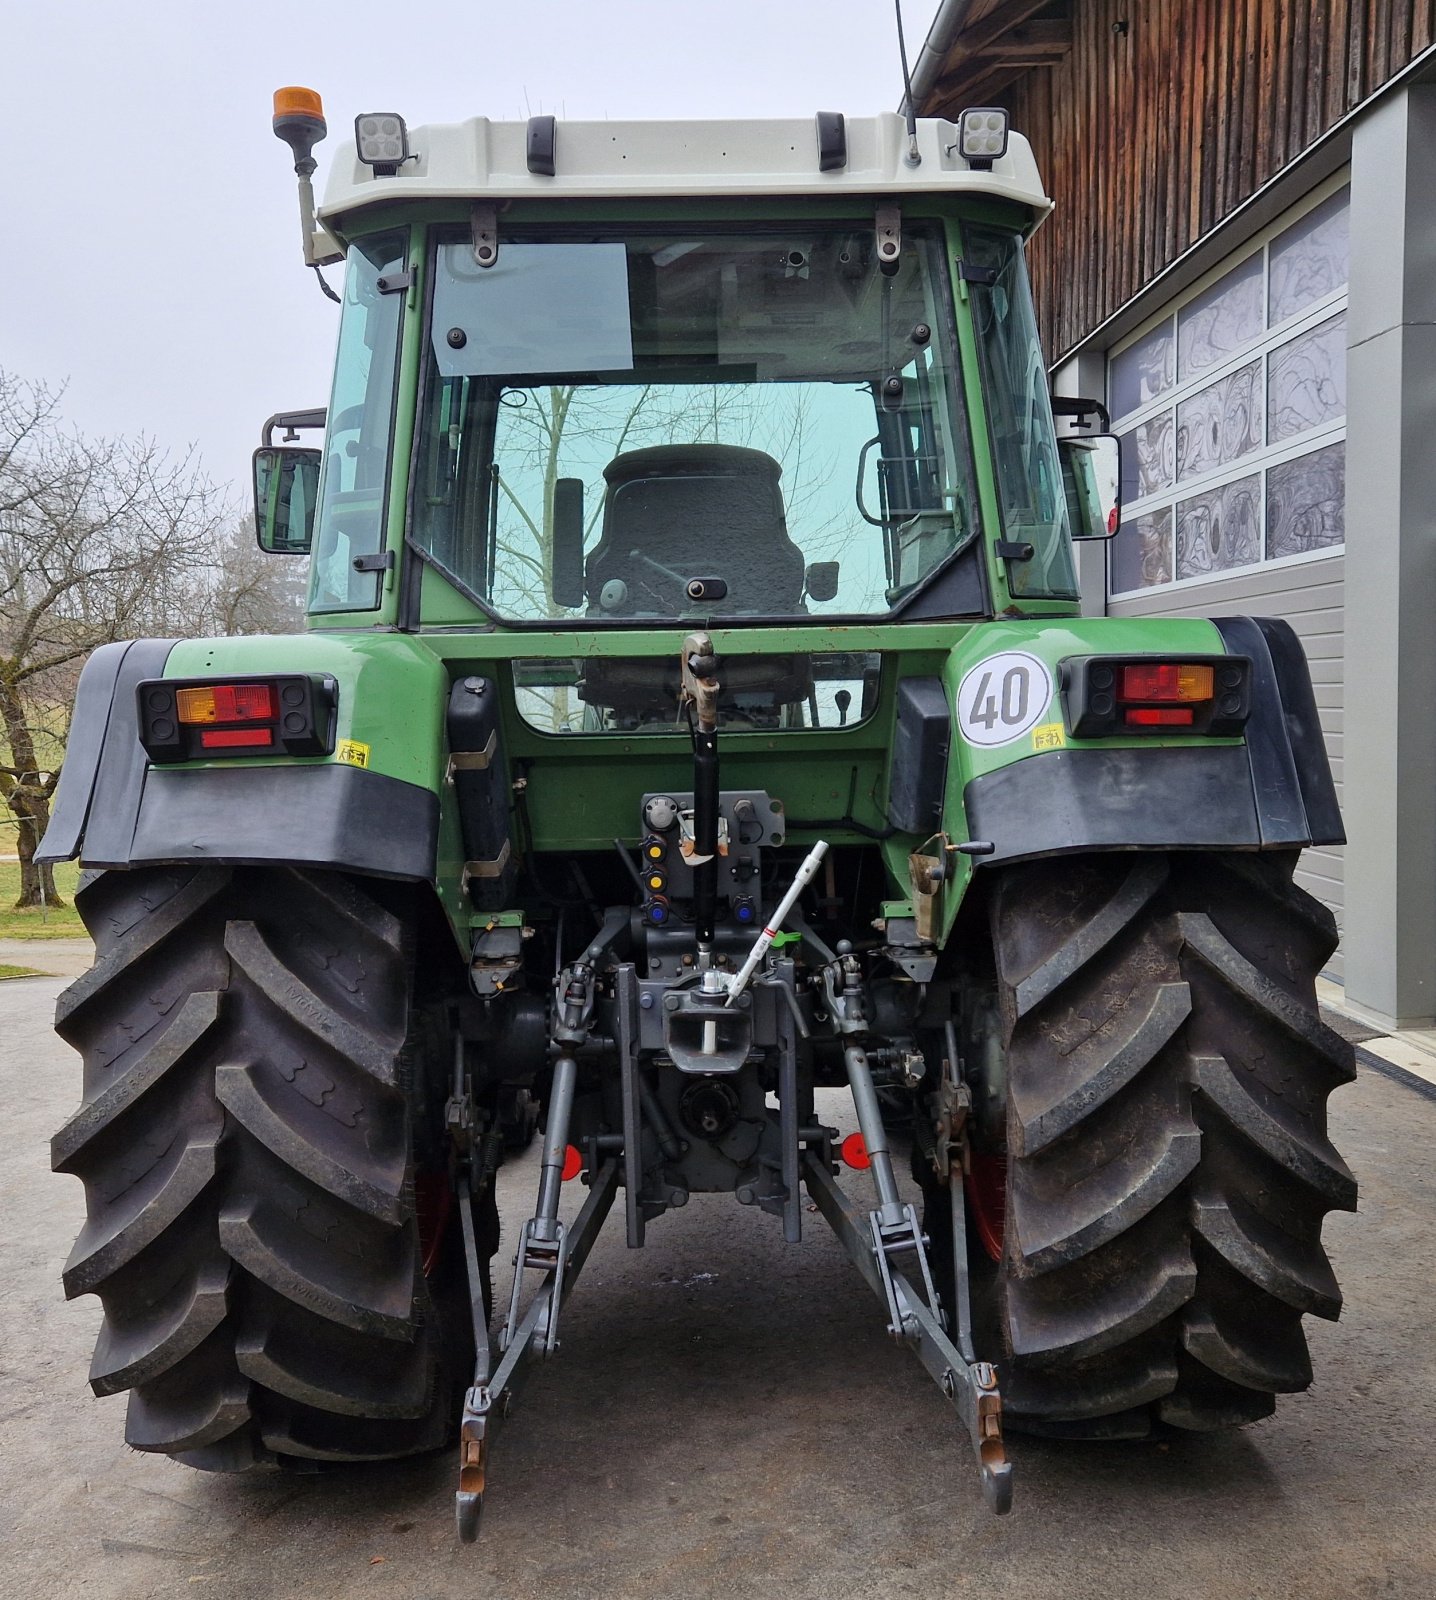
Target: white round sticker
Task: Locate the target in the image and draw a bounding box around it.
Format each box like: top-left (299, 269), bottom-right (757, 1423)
top-left (956, 651), bottom-right (1053, 747)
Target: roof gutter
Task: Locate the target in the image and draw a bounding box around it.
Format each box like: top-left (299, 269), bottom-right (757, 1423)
top-left (900, 0), bottom-right (973, 116)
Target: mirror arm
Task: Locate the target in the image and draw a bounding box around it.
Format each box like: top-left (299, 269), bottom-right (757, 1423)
top-left (261, 407), bottom-right (328, 448)
top-left (1050, 395), bottom-right (1111, 433)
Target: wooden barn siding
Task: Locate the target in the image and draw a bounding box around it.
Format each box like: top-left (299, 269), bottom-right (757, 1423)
top-left (991, 0), bottom-right (1435, 358)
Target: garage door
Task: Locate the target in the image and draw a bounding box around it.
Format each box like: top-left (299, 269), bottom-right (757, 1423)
top-left (1103, 179), bottom-right (1348, 976)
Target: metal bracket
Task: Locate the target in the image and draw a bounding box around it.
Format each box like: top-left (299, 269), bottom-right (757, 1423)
top-left (870, 1203), bottom-right (941, 1340)
top-left (471, 203), bottom-right (498, 268)
top-left (908, 834), bottom-right (951, 944)
top-left (469, 921), bottom-right (525, 998)
top-left (501, 1217), bottom-right (569, 1357)
top-left (446, 732), bottom-right (498, 782)
top-left (875, 204), bottom-right (902, 275)
top-left (376, 267), bottom-right (414, 295)
top-left (352, 550), bottom-right (396, 573)
top-left (462, 839), bottom-right (512, 888)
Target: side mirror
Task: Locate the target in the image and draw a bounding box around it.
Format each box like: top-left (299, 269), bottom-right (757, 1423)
top-left (1059, 434), bottom-right (1122, 541)
top-left (253, 446), bottom-right (321, 554)
top-left (551, 477), bottom-right (585, 607)
top-left (805, 561), bottom-right (840, 602)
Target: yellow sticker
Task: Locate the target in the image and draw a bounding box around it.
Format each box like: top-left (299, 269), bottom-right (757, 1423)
top-left (1031, 722), bottom-right (1066, 753)
top-left (336, 739), bottom-right (371, 769)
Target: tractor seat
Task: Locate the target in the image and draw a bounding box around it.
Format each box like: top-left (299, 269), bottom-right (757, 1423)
top-left (585, 444), bottom-right (806, 615)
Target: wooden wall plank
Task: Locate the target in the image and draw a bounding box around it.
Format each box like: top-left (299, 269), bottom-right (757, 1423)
top-left (1327, 0), bottom-right (1351, 125)
top-left (931, 0), bottom-right (1431, 359)
top-left (1414, 2), bottom-right (1434, 54)
top-left (1289, 0), bottom-right (1310, 163)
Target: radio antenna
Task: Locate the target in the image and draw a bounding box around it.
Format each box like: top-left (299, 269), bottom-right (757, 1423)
top-left (894, 0), bottom-right (921, 166)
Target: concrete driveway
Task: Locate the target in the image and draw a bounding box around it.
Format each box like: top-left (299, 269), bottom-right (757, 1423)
top-left (2, 968), bottom-right (1434, 1600)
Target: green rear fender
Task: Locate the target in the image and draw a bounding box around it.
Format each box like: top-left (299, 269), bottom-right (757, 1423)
top-left (163, 631), bottom-right (451, 790)
top-left (926, 614), bottom-right (1338, 944)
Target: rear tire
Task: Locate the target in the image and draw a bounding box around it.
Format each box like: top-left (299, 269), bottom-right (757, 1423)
top-left (939, 851), bottom-right (1356, 1437)
top-left (53, 866), bottom-right (493, 1469)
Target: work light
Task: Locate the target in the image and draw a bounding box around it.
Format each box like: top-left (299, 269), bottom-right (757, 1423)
top-left (957, 107), bottom-right (1009, 168)
top-left (355, 112), bottom-right (410, 174)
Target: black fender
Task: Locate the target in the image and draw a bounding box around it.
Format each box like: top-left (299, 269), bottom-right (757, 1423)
top-left (963, 616), bottom-right (1343, 864)
top-left (38, 639), bottom-right (438, 881)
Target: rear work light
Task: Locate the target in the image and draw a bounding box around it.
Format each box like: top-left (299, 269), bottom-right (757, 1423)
top-left (136, 675), bottom-right (338, 763)
top-left (1061, 655), bottom-right (1252, 738)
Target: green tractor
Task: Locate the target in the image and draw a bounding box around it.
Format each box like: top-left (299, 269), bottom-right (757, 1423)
top-left (42, 89), bottom-right (1355, 1535)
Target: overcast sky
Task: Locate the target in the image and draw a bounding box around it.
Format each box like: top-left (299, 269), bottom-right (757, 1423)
top-left (3, 0), bottom-right (942, 505)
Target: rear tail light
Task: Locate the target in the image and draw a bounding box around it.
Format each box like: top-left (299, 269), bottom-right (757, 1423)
top-left (1118, 663), bottom-right (1214, 703)
top-left (1062, 655), bottom-right (1251, 738)
top-left (175, 683), bottom-right (277, 724)
top-left (137, 675), bottom-right (337, 762)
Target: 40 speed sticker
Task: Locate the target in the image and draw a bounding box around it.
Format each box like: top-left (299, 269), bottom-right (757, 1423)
top-left (956, 650), bottom-right (1054, 748)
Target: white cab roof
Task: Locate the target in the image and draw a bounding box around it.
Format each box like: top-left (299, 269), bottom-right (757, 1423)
top-left (317, 113), bottom-right (1049, 230)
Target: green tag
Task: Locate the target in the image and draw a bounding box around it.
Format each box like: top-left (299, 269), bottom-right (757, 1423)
top-left (770, 931), bottom-right (801, 948)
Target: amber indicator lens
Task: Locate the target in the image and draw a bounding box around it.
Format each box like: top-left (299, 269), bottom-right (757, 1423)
top-left (273, 85), bottom-right (325, 121)
top-left (176, 684), bottom-right (277, 724)
top-left (1119, 663), bottom-right (1214, 703)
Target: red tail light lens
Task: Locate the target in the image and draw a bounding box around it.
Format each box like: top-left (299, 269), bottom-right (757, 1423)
top-left (200, 727), bottom-right (276, 749)
top-left (1124, 707), bottom-right (1196, 727)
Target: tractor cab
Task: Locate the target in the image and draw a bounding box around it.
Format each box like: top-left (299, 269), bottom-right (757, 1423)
top-left (256, 106), bottom-right (1120, 637)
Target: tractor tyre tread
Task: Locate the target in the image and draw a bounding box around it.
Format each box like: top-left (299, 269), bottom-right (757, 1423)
top-left (53, 865), bottom-right (479, 1469)
top-left (985, 850), bottom-right (1354, 1436)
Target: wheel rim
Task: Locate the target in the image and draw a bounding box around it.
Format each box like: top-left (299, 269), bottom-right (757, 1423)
top-left (415, 1170), bottom-right (453, 1277)
top-left (965, 1153), bottom-right (1007, 1261)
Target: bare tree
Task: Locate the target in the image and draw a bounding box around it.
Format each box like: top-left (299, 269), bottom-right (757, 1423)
top-left (198, 515), bottom-right (306, 637)
top-left (0, 371), bottom-right (225, 906)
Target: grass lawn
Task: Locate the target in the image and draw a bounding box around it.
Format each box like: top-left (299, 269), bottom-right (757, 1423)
top-left (0, 962), bottom-right (48, 978)
top-left (0, 861), bottom-right (86, 940)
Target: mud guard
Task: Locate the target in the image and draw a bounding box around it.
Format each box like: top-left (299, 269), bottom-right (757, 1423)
top-left (963, 616), bottom-right (1343, 864)
top-left (37, 637), bottom-right (438, 880)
